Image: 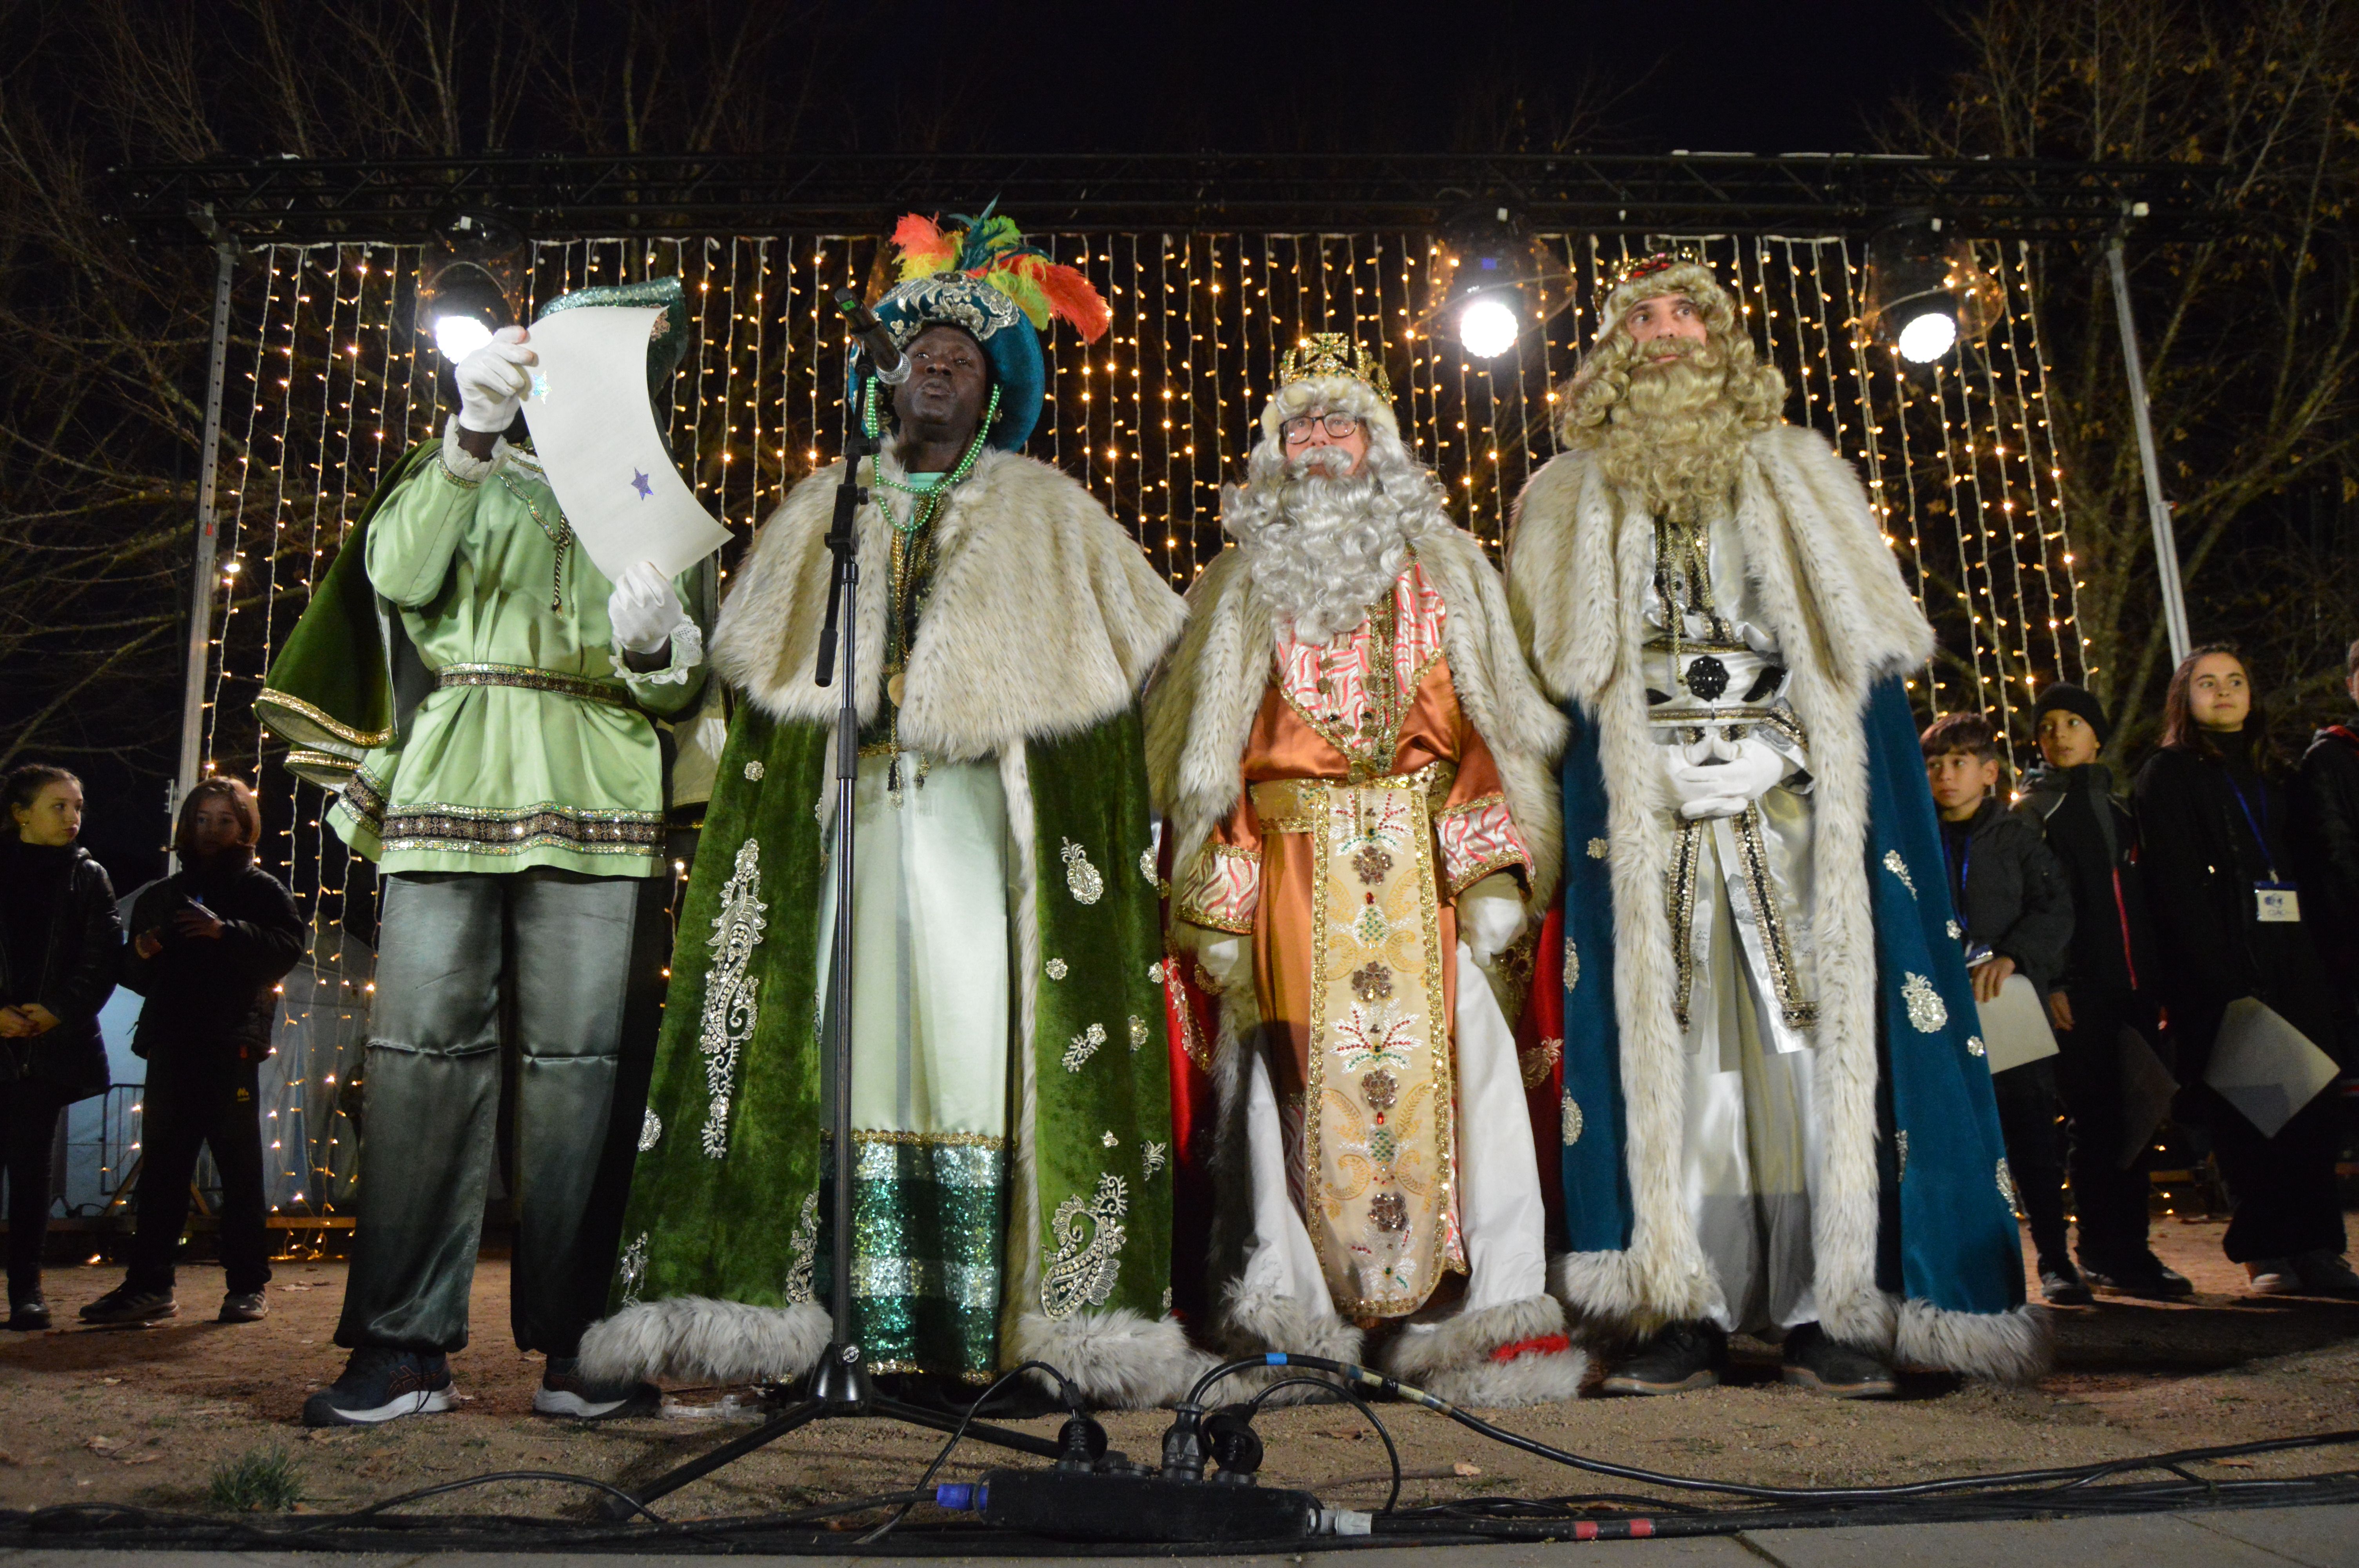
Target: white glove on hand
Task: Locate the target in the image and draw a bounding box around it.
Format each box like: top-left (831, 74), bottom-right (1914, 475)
top-left (608, 560), bottom-right (688, 655)
top-left (1456, 872), bottom-right (1527, 969)
top-left (1174, 922), bottom-right (1253, 996)
top-left (454, 325), bottom-right (536, 434)
top-left (1662, 730), bottom-right (1790, 820)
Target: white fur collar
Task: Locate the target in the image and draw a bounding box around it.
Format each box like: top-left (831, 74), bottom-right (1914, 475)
top-left (713, 446), bottom-right (1186, 761)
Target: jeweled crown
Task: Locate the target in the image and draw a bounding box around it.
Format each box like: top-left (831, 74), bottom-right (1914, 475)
top-left (1609, 248), bottom-right (1712, 292)
top-left (1278, 332), bottom-right (1392, 399)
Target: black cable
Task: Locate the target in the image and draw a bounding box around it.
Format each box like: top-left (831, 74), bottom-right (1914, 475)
top-left (857, 1359), bottom-right (1081, 1546)
top-left (1192, 1353), bottom-right (2359, 1509)
top-left (277, 1468), bottom-right (669, 1530)
top-left (1246, 1376), bottom-right (1403, 1515)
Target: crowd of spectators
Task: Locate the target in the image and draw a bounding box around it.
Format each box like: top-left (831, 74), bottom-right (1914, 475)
top-left (1926, 639), bottom-right (2359, 1305)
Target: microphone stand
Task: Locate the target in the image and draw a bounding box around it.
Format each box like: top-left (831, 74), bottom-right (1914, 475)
top-left (601, 367), bottom-right (1063, 1519)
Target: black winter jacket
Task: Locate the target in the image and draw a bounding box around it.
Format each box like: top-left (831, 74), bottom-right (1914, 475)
top-left (2134, 737), bottom-right (2341, 1071)
top-left (0, 839), bottom-right (120, 1100)
top-left (120, 857), bottom-right (305, 1070)
top-left (2013, 762), bottom-right (2161, 1004)
top-left (2290, 721), bottom-right (2359, 984)
top-left (1938, 796), bottom-right (2073, 993)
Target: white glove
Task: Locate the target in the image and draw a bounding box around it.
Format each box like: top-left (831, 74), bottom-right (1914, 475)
top-left (454, 325), bottom-right (536, 433)
top-left (1174, 922), bottom-right (1253, 996)
top-left (1662, 729), bottom-right (1789, 820)
top-left (1456, 873), bottom-right (1527, 969)
top-left (608, 560), bottom-right (689, 655)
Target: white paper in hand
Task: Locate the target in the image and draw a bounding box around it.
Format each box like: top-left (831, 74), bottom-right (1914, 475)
top-left (520, 305), bottom-right (730, 582)
top-left (2205, 997), bottom-right (2337, 1138)
top-left (1974, 972), bottom-right (2060, 1075)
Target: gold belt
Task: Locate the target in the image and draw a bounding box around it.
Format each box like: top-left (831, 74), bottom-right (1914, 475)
top-left (435, 662), bottom-right (630, 708)
top-left (1250, 760), bottom-right (1455, 834)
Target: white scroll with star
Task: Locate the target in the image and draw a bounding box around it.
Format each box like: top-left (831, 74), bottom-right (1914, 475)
top-left (519, 304), bottom-right (731, 582)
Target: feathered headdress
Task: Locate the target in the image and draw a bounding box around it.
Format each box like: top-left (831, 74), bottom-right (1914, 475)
top-left (889, 206), bottom-right (1110, 345)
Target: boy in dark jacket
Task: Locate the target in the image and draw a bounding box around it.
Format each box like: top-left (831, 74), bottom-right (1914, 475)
top-left (1924, 713), bottom-right (2082, 1303)
top-left (82, 779), bottom-right (303, 1327)
top-left (2015, 685), bottom-right (2189, 1298)
top-left (2290, 638), bottom-right (2359, 1050)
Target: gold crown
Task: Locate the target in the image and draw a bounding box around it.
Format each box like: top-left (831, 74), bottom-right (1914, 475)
top-left (1609, 248), bottom-right (1712, 292)
top-left (1278, 332), bottom-right (1392, 399)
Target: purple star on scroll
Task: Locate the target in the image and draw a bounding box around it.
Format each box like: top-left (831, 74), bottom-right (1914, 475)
top-left (631, 468), bottom-right (652, 499)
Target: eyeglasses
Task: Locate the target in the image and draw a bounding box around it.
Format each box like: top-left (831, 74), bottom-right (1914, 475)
top-left (1279, 411), bottom-right (1362, 443)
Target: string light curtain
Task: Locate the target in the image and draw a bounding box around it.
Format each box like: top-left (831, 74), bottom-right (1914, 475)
top-left (192, 229), bottom-right (2079, 1218)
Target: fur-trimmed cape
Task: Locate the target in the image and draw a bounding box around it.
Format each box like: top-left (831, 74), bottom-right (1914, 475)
top-left (1144, 529), bottom-right (1583, 1406)
top-left (580, 446), bottom-right (1200, 1409)
top-left (1508, 423), bottom-right (2048, 1385)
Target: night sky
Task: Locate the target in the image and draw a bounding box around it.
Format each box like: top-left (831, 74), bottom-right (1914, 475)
top-left (860, 0), bottom-right (1963, 156)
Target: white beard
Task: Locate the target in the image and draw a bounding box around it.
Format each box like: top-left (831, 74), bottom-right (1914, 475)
top-left (1227, 446), bottom-right (1426, 645)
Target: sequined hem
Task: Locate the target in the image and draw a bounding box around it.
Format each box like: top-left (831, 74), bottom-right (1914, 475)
top-left (816, 1135), bottom-right (1010, 1385)
top-left (436, 662), bottom-right (631, 707)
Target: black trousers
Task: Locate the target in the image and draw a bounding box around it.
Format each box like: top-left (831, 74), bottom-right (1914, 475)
top-left (1, 1080), bottom-right (67, 1299)
top-left (2050, 991), bottom-right (2159, 1273)
top-left (2190, 1083), bottom-right (2348, 1264)
top-left (1991, 1057), bottom-right (2070, 1272)
top-left (125, 1058), bottom-right (272, 1296)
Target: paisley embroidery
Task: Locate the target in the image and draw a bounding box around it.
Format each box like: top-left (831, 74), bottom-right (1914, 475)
top-left (1141, 1140), bottom-right (1167, 1178)
top-left (1561, 1094), bottom-right (1583, 1144)
top-left (1062, 839), bottom-right (1104, 904)
top-left (638, 1107), bottom-right (663, 1152)
top-left (1997, 1157), bottom-right (2018, 1211)
top-left (1040, 1172), bottom-right (1129, 1319)
top-left (1520, 1037), bottom-right (1562, 1090)
top-left (1564, 935), bottom-right (1580, 992)
top-left (700, 838), bottom-right (768, 1158)
top-left (1128, 1014), bottom-right (1149, 1052)
top-left (782, 1190), bottom-right (820, 1305)
top-left (618, 1232), bottom-right (650, 1307)
top-left (1140, 847), bottom-right (1158, 882)
top-left (1902, 972), bottom-right (1946, 1034)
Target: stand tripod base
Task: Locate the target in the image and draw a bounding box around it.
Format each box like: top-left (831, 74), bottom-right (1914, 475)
top-left (597, 1345), bottom-right (1065, 1520)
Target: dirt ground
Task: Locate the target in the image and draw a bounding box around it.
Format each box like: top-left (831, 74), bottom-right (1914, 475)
top-left (4, 1216), bottom-right (2357, 1524)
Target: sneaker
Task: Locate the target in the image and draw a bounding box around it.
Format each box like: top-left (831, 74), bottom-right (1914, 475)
top-left (2291, 1251), bottom-right (2359, 1299)
top-left (534, 1356), bottom-right (659, 1420)
top-left (5, 1295), bottom-right (48, 1332)
top-left (2246, 1258), bottom-right (2301, 1295)
top-left (1781, 1323), bottom-right (1897, 1399)
top-left (2081, 1258), bottom-right (2195, 1300)
top-left (2039, 1262), bottom-right (2095, 1306)
top-left (219, 1291), bottom-right (269, 1323)
top-left (302, 1347), bottom-right (455, 1427)
top-left (78, 1285), bottom-right (179, 1327)
top-left (1599, 1321), bottom-right (1726, 1396)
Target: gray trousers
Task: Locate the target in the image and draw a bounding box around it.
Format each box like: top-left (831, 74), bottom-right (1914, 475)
top-left (336, 868), bottom-right (641, 1356)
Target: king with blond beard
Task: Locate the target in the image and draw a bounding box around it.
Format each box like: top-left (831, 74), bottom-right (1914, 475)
top-left (1507, 257), bottom-right (2046, 1398)
top-left (1146, 336), bottom-right (1585, 1405)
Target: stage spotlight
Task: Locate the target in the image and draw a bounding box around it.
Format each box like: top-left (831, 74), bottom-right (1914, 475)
top-left (1864, 212), bottom-right (1999, 366)
top-left (1458, 294), bottom-right (1520, 358)
top-left (419, 208), bottom-right (527, 364)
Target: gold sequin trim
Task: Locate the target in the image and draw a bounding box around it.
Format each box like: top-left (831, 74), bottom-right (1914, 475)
top-left (1730, 804), bottom-right (1818, 1031)
top-left (1666, 820), bottom-right (1706, 1028)
top-left (436, 662), bottom-right (629, 707)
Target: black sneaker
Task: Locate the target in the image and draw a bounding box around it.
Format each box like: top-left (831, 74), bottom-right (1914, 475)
top-left (5, 1295), bottom-right (48, 1332)
top-left (2039, 1262), bottom-right (2095, 1306)
top-left (1781, 1323), bottom-right (1896, 1399)
top-left (1599, 1321), bottom-right (1726, 1395)
top-left (302, 1347), bottom-right (455, 1427)
top-left (2081, 1258), bottom-right (2194, 1300)
top-left (533, 1356), bottom-right (658, 1419)
top-left (219, 1291), bottom-right (268, 1323)
top-left (2292, 1251), bottom-right (2359, 1299)
top-left (79, 1285), bottom-right (179, 1327)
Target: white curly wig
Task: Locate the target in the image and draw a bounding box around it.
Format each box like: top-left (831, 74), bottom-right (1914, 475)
top-left (1226, 375), bottom-right (1449, 644)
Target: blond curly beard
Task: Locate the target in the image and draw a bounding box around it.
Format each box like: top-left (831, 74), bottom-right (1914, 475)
top-left (1562, 330), bottom-right (1784, 523)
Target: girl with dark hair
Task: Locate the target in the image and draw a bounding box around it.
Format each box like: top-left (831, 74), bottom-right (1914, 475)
top-left (82, 777), bottom-right (303, 1327)
top-left (0, 764), bottom-right (120, 1330)
top-left (2135, 647), bottom-right (2357, 1297)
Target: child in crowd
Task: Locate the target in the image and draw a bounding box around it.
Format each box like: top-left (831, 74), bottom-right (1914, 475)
top-left (1923, 714), bottom-right (2081, 1304)
top-left (2014, 686), bottom-right (2190, 1298)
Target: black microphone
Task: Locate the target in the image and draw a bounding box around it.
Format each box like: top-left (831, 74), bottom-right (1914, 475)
top-left (833, 288), bottom-right (911, 386)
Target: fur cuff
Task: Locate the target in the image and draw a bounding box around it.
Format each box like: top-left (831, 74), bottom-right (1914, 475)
top-left (1012, 1309), bottom-right (1211, 1410)
top-left (1377, 1293), bottom-right (1587, 1408)
top-left (1550, 1249), bottom-right (1719, 1339)
top-left (1892, 1299), bottom-right (2050, 1385)
top-left (575, 1297), bottom-right (831, 1387)
top-left (1207, 1281), bottom-right (1365, 1406)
